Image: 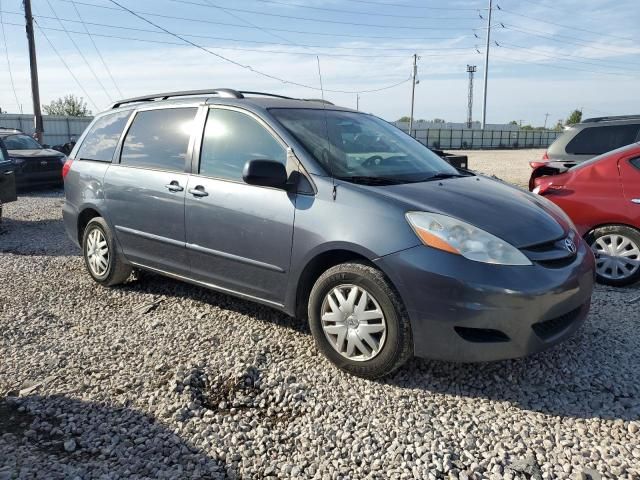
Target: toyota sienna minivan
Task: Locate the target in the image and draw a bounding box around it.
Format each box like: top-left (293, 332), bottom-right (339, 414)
top-left (63, 89), bottom-right (595, 378)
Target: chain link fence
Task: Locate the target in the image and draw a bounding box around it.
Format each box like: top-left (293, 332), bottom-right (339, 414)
top-left (402, 128), bottom-right (561, 150)
top-left (0, 114), bottom-right (93, 147)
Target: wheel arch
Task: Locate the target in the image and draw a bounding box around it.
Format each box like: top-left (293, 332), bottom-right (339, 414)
top-left (77, 205), bottom-right (106, 245)
top-left (584, 222), bottom-right (640, 239)
top-left (291, 246), bottom-right (395, 320)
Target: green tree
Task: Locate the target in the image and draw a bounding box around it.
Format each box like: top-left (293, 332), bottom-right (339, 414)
top-left (396, 116), bottom-right (411, 122)
top-left (43, 95), bottom-right (91, 116)
top-left (566, 109), bottom-right (582, 125)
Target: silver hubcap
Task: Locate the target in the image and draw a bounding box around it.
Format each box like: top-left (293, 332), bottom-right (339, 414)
top-left (86, 228), bottom-right (109, 277)
top-left (320, 284), bottom-right (387, 362)
top-left (591, 233), bottom-right (640, 281)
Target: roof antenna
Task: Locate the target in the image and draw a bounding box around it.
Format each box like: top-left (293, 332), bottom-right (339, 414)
top-left (316, 56), bottom-right (337, 200)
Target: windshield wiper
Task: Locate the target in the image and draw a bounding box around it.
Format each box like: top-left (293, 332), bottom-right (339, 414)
top-left (337, 176), bottom-right (405, 186)
top-left (421, 172), bottom-right (469, 181)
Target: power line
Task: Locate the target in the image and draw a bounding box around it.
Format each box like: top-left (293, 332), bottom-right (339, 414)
top-left (166, 0), bottom-right (480, 30)
top-left (33, 19), bottom-right (100, 111)
top-left (2, 21), bottom-right (476, 59)
top-left (0, 0), bottom-right (20, 112)
top-left (495, 7), bottom-right (637, 42)
top-left (495, 43), bottom-right (639, 75)
top-left (498, 23), bottom-right (640, 58)
top-left (496, 41), bottom-right (640, 70)
top-left (42, 0), bottom-right (113, 102)
top-left (191, 0), bottom-right (481, 20)
top-left (338, 0), bottom-right (487, 10)
top-left (30, 13), bottom-right (476, 54)
top-left (69, 0), bottom-right (123, 97)
top-left (53, 2), bottom-right (471, 41)
top-left (106, 0), bottom-right (413, 94)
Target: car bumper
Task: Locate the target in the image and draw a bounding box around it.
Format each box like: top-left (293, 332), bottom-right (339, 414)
top-left (62, 200), bottom-right (80, 247)
top-left (375, 240), bottom-right (595, 362)
top-left (15, 170), bottom-right (63, 188)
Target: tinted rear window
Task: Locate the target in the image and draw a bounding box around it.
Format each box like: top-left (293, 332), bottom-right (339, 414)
top-left (76, 110), bottom-right (131, 162)
top-left (3, 134), bottom-right (42, 150)
top-left (120, 108), bottom-right (197, 172)
top-left (631, 157), bottom-right (640, 170)
top-left (565, 124), bottom-right (640, 155)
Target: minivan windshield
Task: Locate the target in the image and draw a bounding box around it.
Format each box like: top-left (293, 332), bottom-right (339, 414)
top-left (2, 134), bottom-right (43, 150)
top-left (270, 108), bottom-right (462, 184)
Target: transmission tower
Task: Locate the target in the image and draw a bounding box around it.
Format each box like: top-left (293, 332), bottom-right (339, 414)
top-left (466, 65), bottom-right (477, 129)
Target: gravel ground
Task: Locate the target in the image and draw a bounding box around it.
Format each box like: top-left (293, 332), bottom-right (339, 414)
top-left (1, 183), bottom-right (639, 480)
top-left (459, 149), bottom-right (546, 188)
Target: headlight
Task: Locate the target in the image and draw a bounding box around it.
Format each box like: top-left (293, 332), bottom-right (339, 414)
top-left (405, 211), bottom-right (532, 266)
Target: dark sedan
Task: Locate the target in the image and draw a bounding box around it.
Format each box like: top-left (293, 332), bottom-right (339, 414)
top-left (0, 129), bottom-right (67, 189)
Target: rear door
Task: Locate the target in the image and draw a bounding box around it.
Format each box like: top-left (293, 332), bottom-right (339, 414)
top-left (184, 106), bottom-right (295, 305)
top-left (619, 154), bottom-right (640, 224)
top-left (104, 106), bottom-right (198, 275)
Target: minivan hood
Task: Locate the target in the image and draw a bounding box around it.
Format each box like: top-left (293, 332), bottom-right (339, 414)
top-left (356, 176), bottom-right (568, 248)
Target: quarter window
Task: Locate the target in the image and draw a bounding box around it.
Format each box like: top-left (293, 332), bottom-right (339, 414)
top-left (565, 125), bottom-right (640, 155)
top-left (76, 110), bottom-right (131, 162)
top-left (120, 108), bottom-right (197, 172)
top-left (199, 109), bottom-right (286, 181)
top-left (630, 157), bottom-right (640, 170)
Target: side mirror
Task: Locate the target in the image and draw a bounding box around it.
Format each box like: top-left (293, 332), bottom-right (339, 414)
top-left (242, 159), bottom-right (288, 189)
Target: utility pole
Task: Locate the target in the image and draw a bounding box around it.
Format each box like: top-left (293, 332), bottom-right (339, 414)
top-left (543, 113), bottom-right (550, 129)
top-left (356, 94), bottom-right (360, 111)
top-left (409, 53), bottom-right (418, 135)
top-left (24, 0), bottom-right (44, 143)
top-left (481, 0), bottom-right (492, 130)
top-left (466, 65), bottom-right (476, 128)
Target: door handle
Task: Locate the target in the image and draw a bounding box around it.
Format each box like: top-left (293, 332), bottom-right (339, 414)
top-left (632, 199), bottom-right (640, 204)
top-left (188, 186), bottom-right (209, 197)
top-left (165, 181), bottom-right (184, 192)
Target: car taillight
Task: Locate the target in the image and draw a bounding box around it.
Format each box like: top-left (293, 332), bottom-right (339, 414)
top-left (62, 158), bottom-right (73, 179)
top-left (542, 151), bottom-right (549, 161)
top-left (529, 152), bottom-right (550, 169)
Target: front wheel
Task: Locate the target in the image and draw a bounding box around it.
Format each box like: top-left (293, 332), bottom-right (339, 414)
top-left (308, 262), bottom-right (413, 379)
top-left (82, 217), bottom-right (132, 286)
top-left (586, 225), bottom-right (640, 287)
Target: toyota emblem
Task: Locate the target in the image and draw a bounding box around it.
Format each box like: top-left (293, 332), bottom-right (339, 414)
top-left (564, 237), bottom-right (577, 254)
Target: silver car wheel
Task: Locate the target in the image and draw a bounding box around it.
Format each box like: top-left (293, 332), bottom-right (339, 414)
top-left (320, 284), bottom-right (387, 362)
top-left (591, 233), bottom-right (640, 281)
top-left (86, 228), bottom-right (110, 277)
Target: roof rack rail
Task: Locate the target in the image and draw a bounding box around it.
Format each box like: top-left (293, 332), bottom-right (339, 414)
top-left (238, 91), bottom-right (294, 100)
top-left (303, 98), bottom-right (334, 105)
top-left (582, 114), bottom-right (640, 123)
top-left (111, 88), bottom-right (244, 109)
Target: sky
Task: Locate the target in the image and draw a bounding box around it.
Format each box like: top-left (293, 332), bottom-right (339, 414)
top-left (0, 0), bottom-right (638, 125)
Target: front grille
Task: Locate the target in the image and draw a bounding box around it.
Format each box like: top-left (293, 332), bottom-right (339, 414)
top-left (22, 158), bottom-right (61, 173)
top-left (531, 306), bottom-right (583, 340)
top-left (521, 234), bottom-right (578, 268)
top-left (454, 327), bottom-right (510, 343)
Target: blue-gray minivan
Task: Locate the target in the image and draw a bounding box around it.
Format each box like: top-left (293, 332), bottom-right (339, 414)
top-left (62, 89), bottom-right (595, 378)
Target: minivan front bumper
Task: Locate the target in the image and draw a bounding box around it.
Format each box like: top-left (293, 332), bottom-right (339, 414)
top-left (375, 239), bottom-right (595, 362)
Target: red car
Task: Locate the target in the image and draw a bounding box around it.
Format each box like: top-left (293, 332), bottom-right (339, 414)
top-left (531, 142), bottom-right (640, 286)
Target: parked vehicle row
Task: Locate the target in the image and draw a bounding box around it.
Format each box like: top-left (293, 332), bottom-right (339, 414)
top-left (62, 89), bottom-right (594, 378)
top-left (0, 140), bottom-right (17, 221)
top-left (0, 127), bottom-right (67, 189)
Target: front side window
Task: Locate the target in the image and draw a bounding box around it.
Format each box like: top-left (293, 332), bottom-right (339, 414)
top-left (120, 107), bottom-right (197, 172)
top-left (199, 108), bottom-right (286, 181)
top-left (2, 134), bottom-right (42, 150)
top-left (270, 108), bottom-right (459, 184)
top-left (566, 125), bottom-right (640, 155)
top-left (76, 110), bottom-right (131, 162)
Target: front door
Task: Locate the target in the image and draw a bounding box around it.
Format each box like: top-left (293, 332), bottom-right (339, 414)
top-left (185, 107), bottom-right (295, 305)
top-left (619, 155), bottom-right (640, 223)
top-left (104, 106), bottom-right (198, 275)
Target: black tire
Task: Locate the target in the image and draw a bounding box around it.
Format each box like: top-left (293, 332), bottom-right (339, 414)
top-left (586, 225), bottom-right (640, 287)
top-left (308, 262), bottom-right (413, 379)
top-left (82, 217), bottom-right (132, 287)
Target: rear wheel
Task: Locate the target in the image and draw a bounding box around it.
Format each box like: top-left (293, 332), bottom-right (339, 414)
top-left (308, 262), bottom-right (413, 379)
top-left (586, 225), bottom-right (640, 287)
top-left (82, 217), bottom-right (132, 286)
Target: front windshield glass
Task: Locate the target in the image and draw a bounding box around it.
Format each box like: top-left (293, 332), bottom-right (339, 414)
top-left (270, 108), bottom-right (460, 184)
top-left (3, 134), bottom-right (43, 150)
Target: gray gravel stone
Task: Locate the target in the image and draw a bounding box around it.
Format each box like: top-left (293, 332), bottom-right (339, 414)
top-left (1, 189), bottom-right (639, 479)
